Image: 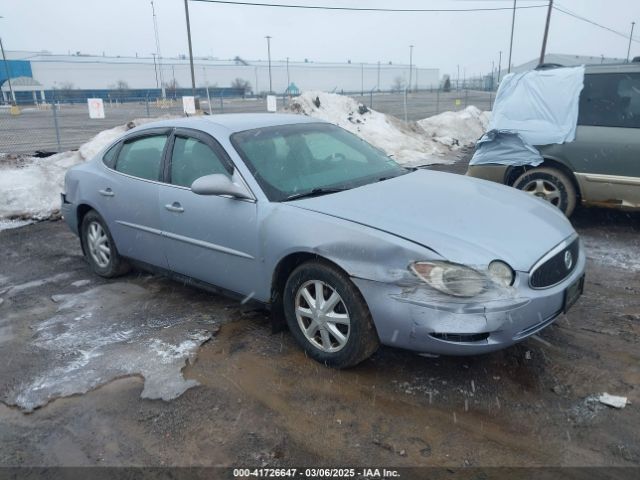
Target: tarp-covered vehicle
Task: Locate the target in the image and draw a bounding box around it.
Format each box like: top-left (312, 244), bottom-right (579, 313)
top-left (467, 61), bottom-right (640, 216)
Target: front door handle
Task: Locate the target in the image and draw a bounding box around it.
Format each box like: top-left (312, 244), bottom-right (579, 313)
top-left (164, 202), bottom-right (184, 213)
top-left (99, 188), bottom-right (114, 197)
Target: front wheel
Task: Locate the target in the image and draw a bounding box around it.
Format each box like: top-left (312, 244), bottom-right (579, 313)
top-left (283, 261), bottom-right (379, 368)
top-left (80, 210), bottom-right (130, 278)
top-left (512, 167), bottom-right (577, 217)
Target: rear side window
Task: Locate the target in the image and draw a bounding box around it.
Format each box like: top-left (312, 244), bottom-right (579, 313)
top-left (115, 135), bottom-right (168, 181)
top-left (579, 73), bottom-right (640, 128)
top-left (170, 136), bottom-right (231, 188)
top-left (102, 143), bottom-right (120, 168)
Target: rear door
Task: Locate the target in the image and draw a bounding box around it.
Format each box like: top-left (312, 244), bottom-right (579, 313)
top-left (158, 128), bottom-right (260, 297)
top-left (100, 129), bottom-right (170, 268)
top-left (562, 72), bottom-right (640, 207)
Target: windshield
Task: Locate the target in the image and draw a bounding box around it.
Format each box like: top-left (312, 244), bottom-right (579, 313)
top-left (231, 122), bottom-right (408, 201)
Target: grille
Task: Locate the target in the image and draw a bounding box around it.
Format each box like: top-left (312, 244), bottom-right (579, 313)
top-left (530, 238), bottom-right (579, 288)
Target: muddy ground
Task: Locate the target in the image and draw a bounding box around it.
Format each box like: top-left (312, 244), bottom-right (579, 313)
top-left (0, 169), bottom-right (639, 471)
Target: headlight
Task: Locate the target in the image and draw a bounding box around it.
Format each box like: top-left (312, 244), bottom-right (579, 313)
top-left (410, 261), bottom-right (486, 297)
top-left (488, 260), bottom-right (515, 287)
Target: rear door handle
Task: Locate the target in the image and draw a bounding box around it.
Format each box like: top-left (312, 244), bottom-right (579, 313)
top-left (98, 188), bottom-right (114, 197)
top-left (164, 202), bottom-right (184, 213)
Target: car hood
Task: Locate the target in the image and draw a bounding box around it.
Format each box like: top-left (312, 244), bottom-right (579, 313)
top-left (289, 169), bottom-right (575, 271)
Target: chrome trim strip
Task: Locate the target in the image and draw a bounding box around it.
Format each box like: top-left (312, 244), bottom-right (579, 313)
top-left (528, 233), bottom-right (579, 290)
top-left (116, 221), bottom-right (163, 237)
top-left (161, 230), bottom-right (255, 259)
top-left (116, 220), bottom-right (254, 260)
top-left (576, 172), bottom-right (640, 187)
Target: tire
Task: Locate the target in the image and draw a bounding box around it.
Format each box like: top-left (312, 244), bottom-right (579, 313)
top-left (283, 261), bottom-right (379, 369)
top-left (80, 210), bottom-right (130, 278)
top-left (512, 167), bottom-right (577, 217)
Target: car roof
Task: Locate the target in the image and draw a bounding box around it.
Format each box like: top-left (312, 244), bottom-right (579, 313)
top-left (128, 113), bottom-right (326, 137)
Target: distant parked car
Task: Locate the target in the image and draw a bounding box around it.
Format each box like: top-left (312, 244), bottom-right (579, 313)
top-left (62, 114), bottom-right (585, 368)
top-left (467, 62), bottom-right (640, 216)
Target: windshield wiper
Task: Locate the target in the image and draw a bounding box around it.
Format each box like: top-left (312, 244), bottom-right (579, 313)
top-left (283, 187), bottom-right (350, 202)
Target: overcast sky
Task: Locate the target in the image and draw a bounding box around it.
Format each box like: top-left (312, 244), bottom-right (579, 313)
top-left (2, 0), bottom-right (639, 77)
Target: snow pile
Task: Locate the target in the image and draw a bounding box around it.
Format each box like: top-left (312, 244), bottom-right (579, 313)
top-left (417, 106), bottom-right (491, 148)
top-left (288, 91), bottom-right (453, 166)
top-left (0, 118), bottom-right (161, 222)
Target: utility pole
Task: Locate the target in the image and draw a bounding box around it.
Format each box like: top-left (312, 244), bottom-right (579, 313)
top-left (377, 61), bottom-right (381, 91)
top-left (497, 50), bottom-right (502, 85)
top-left (539, 0), bottom-right (553, 66)
top-left (360, 63), bottom-right (364, 96)
top-left (507, 0), bottom-right (516, 73)
top-left (457, 64), bottom-right (460, 90)
top-left (151, 1), bottom-right (166, 98)
top-left (184, 0), bottom-right (196, 99)
top-left (151, 53), bottom-right (159, 89)
top-left (491, 61), bottom-right (495, 91)
top-left (0, 36), bottom-right (15, 105)
top-left (286, 56), bottom-right (290, 91)
top-left (265, 36), bottom-right (273, 94)
top-left (627, 22), bottom-right (636, 63)
top-left (408, 45), bottom-right (414, 93)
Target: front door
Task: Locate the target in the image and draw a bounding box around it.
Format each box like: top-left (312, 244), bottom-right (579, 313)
top-left (159, 129), bottom-right (260, 298)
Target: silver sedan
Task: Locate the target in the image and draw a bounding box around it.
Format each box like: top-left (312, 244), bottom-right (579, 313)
top-left (61, 114), bottom-right (585, 368)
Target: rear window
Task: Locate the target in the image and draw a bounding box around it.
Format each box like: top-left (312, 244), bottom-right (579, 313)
top-left (579, 73), bottom-right (640, 128)
top-left (115, 135), bottom-right (168, 181)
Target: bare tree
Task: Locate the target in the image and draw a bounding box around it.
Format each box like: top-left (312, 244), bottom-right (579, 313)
top-left (391, 76), bottom-right (406, 92)
top-left (231, 78), bottom-right (252, 97)
top-left (442, 75), bottom-right (451, 92)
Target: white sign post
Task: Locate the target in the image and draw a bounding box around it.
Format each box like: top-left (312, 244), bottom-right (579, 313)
top-left (266, 95), bottom-right (277, 113)
top-left (182, 96), bottom-right (196, 115)
top-left (87, 98), bottom-right (105, 119)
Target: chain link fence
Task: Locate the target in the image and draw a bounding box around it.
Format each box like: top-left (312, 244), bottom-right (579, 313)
top-left (0, 88), bottom-right (493, 156)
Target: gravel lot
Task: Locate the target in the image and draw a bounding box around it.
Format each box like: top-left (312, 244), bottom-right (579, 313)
top-left (0, 155), bottom-right (638, 470)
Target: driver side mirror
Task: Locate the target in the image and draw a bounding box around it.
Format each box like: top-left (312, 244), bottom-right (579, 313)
top-left (191, 174), bottom-right (253, 200)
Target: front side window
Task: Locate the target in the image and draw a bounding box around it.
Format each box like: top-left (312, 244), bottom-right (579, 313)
top-left (115, 135), bottom-right (167, 181)
top-left (579, 73), bottom-right (640, 128)
top-left (231, 123), bottom-right (407, 201)
top-left (170, 136), bottom-right (230, 188)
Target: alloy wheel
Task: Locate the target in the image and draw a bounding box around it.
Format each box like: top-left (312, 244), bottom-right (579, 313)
top-left (87, 221), bottom-right (111, 268)
top-left (295, 280), bottom-right (351, 353)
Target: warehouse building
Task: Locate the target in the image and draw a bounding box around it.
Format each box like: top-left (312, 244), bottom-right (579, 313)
top-left (2, 50), bottom-right (440, 104)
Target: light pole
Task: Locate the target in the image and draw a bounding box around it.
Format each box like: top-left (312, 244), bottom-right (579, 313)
top-left (265, 36), bottom-right (273, 94)
top-left (151, 53), bottom-right (159, 89)
top-left (0, 36), bottom-right (15, 106)
top-left (539, 0), bottom-right (553, 66)
top-left (627, 22), bottom-right (636, 63)
top-left (150, 1), bottom-right (166, 98)
top-left (507, 0), bottom-right (516, 73)
top-left (408, 45), bottom-right (414, 93)
top-left (184, 0), bottom-right (196, 99)
top-left (497, 50), bottom-right (502, 86)
top-left (377, 61), bottom-right (380, 91)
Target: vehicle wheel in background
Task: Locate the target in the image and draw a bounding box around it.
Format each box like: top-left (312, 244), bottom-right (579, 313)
top-left (80, 210), bottom-right (130, 278)
top-left (513, 167), bottom-right (577, 216)
top-left (283, 261), bottom-right (379, 368)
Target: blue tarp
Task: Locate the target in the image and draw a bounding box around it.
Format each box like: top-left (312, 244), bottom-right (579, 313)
top-left (470, 66), bottom-right (585, 166)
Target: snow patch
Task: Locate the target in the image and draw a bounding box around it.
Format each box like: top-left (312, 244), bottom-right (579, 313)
top-left (418, 106), bottom-right (491, 148)
top-left (0, 117), bottom-right (174, 222)
top-left (3, 283), bottom-right (215, 411)
top-left (288, 91), bottom-right (455, 166)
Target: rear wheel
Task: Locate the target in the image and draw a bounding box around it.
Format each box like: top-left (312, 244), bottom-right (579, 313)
top-left (80, 210), bottom-right (130, 278)
top-left (513, 167), bottom-right (577, 217)
top-left (283, 261), bottom-right (379, 368)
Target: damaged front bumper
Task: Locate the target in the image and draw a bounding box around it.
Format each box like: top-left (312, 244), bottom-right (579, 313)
top-left (351, 248), bottom-right (586, 356)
